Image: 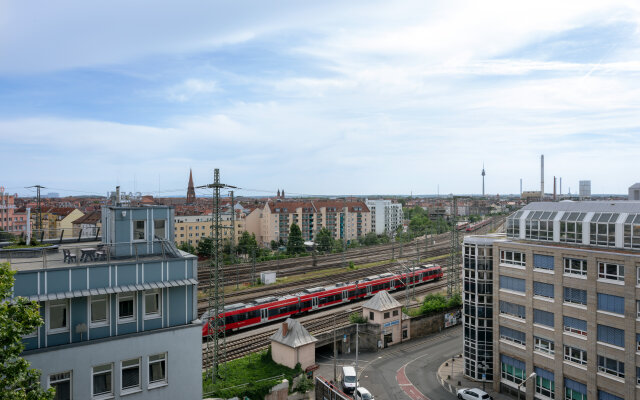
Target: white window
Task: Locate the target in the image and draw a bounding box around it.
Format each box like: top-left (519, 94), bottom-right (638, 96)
top-left (563, 346), bottom-right (587, 365)
top-left (133, 220), bottom-right (146, 241)
top-left (121, 358), bottom-right (141, 394)
top-left (154, 219), bottom-right (166, 239)
top-left (597, 355), bottom-right (624, 378)
top-left (148, 353), bottom-right (167, 388)
top-left (92, 364), bottom-right (113, 399)
top-left (564, 258), bottom-right (587, 276)
top-left (90, 295), bottom-right (109, 327)
top-left (47, 299), bottom-right (69, 333)
top-left (500, 250), bottom-right (526, 267)
top-left (118, 293), bottom-right (136, 323)
top-left (49, 371), bottom-right (72, 400)
top-left (144, 290), bottom-right (161, 319)
top-left (598, 262), bottom-right (624, 281)
top-left (637, 266), bottom-right (640, 285)
top-left (534, 336), bottom-right (555, 355)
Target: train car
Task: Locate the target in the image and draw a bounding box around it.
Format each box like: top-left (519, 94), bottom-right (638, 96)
top-left (201, 263), bottom-right (443, 336)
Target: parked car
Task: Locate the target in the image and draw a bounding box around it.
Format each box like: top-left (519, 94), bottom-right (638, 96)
top-left (457, 388), bottom-right (492, 400)
top-left (353, 387), bottom-right (374, 400)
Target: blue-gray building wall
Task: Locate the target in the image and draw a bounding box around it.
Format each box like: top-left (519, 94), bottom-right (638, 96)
top-left (24, 324), bottom-right (202, 400)
top-left (14, 257), bottom-right (197, 352)
top-left (102, 206), bottom-right (175, 258)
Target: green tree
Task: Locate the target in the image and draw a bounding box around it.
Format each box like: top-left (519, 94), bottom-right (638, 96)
top-left (315, 228), bottom-right (333, 252)
top-left (362, 232), bottom-right (379, 246)
top-left (177, 242), bottom-right (196, 255)
top-left (0, 262), bottom-right (55, 399)
top-left (196, 236), bottom-right (214, 257)
top-left (237, 232), bottom-right (258, 255)
top-left (286, 224), bottom-right (305, 255)
top-left (270, 240), bottom-right (278, 251)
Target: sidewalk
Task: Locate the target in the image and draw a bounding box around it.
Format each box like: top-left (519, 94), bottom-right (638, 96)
top-left (436, 355), bottom-right (511, 400)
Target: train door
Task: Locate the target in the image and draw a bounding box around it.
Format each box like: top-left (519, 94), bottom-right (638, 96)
top-left (342, 290), bottom-right (348, 302)
top-left (260, 308), bottom-right (269, 323)
top-left (365, 285), bottom-right (372, 296)
top-left (312, 297), bottom-right (319, 310)
top-left (419, 272), bottom-right (424, 282)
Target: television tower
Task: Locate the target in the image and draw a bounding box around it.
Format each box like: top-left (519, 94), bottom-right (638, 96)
top-left (481, 163), bottom-right (486, 196)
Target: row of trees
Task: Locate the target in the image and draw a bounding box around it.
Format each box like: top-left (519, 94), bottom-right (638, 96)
top-left (181, 222), bottom-right (407, 263)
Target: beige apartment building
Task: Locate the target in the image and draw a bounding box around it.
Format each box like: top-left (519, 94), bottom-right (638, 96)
top-left (464, 201), bottom-right (640, 400)
top-left (245, 199), bottom-right (371, 247)
top-left (174, 212), bottom-right (245, 247)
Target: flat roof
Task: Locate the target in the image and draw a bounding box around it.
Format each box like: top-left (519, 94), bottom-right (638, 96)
top-left (1, 242), bottom-right (193, 272)
top-left (520, 201), bottom-right (640, 213)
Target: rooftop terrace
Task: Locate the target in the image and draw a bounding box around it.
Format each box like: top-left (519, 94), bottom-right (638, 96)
top-left (0, 239), bottom-right (189, 271)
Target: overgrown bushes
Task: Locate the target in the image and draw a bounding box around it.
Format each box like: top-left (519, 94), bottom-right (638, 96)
top-left (405, 293), bottom-right (461, 317)
top-left (202, 348), bottom-right (303, 399)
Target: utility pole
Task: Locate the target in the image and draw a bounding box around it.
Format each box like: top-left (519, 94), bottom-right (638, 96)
top-left (333, 313), bottom-right (337, 382)
top-left (251, 247), bottom-right (256, 285)
top-left (197, 169), bottom-right (237, 382)
top-left (26, 185), bottom-right (45, 233)
top-left (342, 198), bottom-right (347, 268)
top-left (447, 197), bottom-right (461, 298)
top-left (230, 191), bottom-right (238, 289)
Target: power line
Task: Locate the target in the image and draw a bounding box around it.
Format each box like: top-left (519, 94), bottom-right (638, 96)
top-left (197, 169), bottom-right (237, 383)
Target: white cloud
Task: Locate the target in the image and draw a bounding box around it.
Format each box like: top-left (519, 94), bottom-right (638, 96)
top-left (165, 79), bottom-right (219, 102)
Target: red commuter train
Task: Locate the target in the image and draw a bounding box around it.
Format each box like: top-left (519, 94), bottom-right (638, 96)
top-left (201, 264), bottom-right (443, 336)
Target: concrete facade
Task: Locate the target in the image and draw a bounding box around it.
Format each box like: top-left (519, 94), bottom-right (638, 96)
top-left (463, 201), bottom-right (640, 400)
top-left (365, 199), bottom-right (403, 235)
top-left (271, 341), bottom-right (316, 370)
top-left (173, 213), bottom-right (245, 247)
top-left (250, 200), bottom-right (372, 247)
top-left (25, 324), bottom-right (201, 400)
top-left (362, 291), bottom-right (409, 348)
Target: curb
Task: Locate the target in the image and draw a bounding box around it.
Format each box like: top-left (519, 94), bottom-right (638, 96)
top-left (438, 374), bottom-right (456, 395)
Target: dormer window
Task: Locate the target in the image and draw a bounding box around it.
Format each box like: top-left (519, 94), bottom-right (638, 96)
top-left (133, 220), bottom-right (146, 240)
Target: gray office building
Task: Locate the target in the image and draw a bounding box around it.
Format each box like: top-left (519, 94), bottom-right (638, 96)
top-left (464, 201), bottom-right (640, 400)
top-left (5, 205), bottom-right (202, 400)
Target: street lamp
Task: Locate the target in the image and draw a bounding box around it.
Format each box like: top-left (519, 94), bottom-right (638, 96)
top-left (478, 362), bottom-right (487, 392)
top-left (517, 372), bottom-right (536, 400)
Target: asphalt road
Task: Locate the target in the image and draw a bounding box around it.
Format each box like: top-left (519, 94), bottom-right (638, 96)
top-left (317, 325), bottom-right (462, 400)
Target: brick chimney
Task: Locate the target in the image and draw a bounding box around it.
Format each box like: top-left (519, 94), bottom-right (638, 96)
top-left (282, 322), bottom-right (289, 337)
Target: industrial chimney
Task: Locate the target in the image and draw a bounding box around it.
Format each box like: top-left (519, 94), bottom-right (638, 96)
top-left (540, 155), bottom-right (544, 200)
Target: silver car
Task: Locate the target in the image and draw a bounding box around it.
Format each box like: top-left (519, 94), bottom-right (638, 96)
top-left (456, 388), bottom-right (492, 400)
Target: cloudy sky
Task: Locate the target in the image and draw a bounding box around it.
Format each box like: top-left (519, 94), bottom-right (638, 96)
top-left (1, 0), bottom-right (640, 198)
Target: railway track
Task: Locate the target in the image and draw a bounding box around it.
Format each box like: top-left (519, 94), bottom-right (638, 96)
top-left (202, 279), bottom-right (450, 367)
top-left (197, 243), bottom-right (451, 314)
top-left (197, 216), bottom-right (504, 289)
top-left (196, 216), bottom-right (503, 314)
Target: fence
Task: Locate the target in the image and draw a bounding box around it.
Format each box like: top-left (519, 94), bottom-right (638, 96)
top-left (314, 376), bottom-right (351, 400)
top-left (0, 238), bottom-right (180, 269)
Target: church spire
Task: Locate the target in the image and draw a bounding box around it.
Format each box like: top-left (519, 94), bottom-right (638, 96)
top-left (186, 169), bottom-right (196, 204)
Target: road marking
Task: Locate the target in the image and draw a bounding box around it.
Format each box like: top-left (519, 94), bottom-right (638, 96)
top-left (395, 354), bottom-right (431, 400)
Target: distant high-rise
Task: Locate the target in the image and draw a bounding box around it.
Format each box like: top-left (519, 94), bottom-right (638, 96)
top-left (481, 164), bottom-right (486, 196)
top-left (186, 169), bottom-right (196, 204)
top-left (579, 180), bottom-right (591, 199)
top-left (540, 154), bottom-right (544, 200)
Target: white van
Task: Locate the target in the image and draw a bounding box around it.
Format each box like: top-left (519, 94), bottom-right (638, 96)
top-left (341, 366), bottom-right (357, 393)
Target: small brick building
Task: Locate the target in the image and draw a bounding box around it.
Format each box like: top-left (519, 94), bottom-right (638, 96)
top-left (270, 318), bottom-right (317, 370)
top-left (362, 290), bottom-right (410, 348)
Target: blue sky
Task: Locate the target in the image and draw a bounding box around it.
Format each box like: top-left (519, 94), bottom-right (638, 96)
top-left (2, 0), bottom-right (640, 198)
